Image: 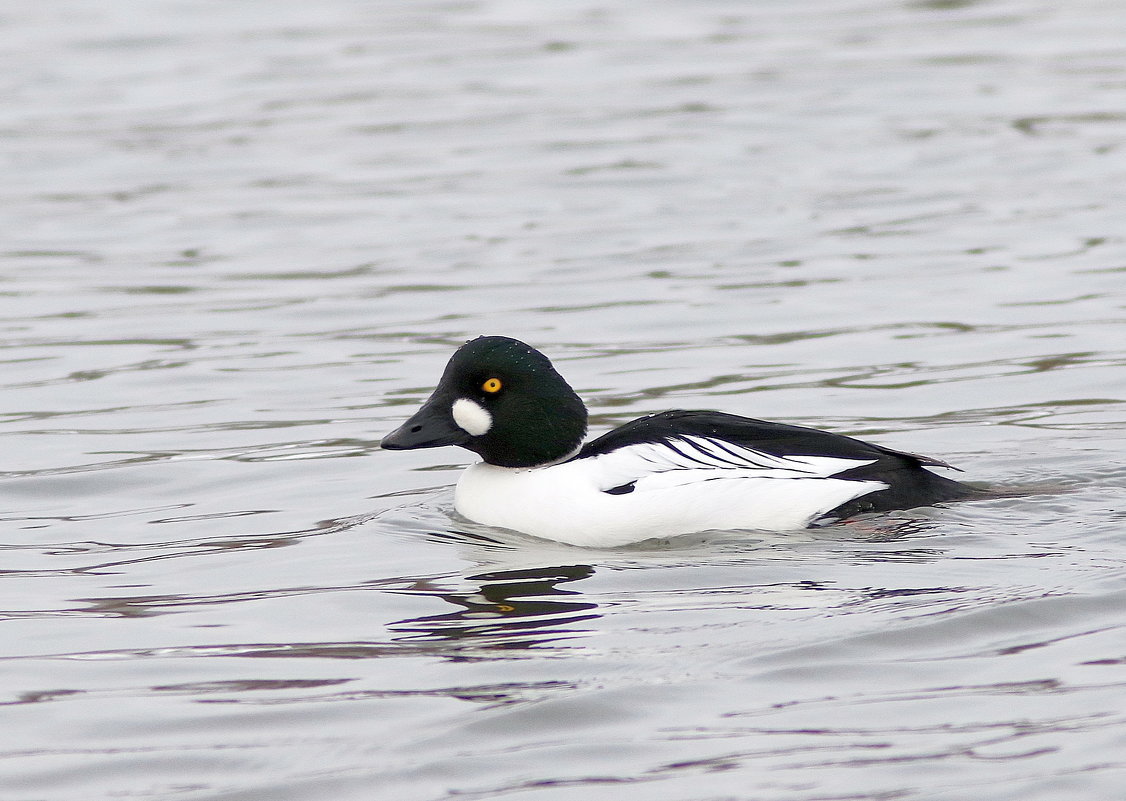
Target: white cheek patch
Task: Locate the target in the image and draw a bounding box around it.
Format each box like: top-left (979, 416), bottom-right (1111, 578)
top-left (452, 398), bottom-right (492, 436)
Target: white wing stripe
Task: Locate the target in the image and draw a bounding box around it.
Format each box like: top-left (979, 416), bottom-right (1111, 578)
top-left (684, 437), bottom-right (746, 467)
top-left (587, 435), bottom-right (876, 491)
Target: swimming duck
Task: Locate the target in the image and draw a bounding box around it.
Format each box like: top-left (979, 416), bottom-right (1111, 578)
top-left (381, 336), bottom-right (975, 546)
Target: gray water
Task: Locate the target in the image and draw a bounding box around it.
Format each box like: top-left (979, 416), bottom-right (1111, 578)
top-left (2, 1), bottom-right (1125, 799)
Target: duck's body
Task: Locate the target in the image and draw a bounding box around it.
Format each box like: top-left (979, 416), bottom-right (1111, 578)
top-left (455, 410), bottom-right (968, 547)
top-left (382, 337), bottom-right (975, 547)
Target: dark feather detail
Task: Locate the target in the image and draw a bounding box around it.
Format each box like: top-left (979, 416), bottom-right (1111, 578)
top-left (604, 481), bottom-right (636, 495)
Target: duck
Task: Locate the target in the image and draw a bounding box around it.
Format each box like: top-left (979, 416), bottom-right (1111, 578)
top-left (380, 336), bottom-right (976, 547)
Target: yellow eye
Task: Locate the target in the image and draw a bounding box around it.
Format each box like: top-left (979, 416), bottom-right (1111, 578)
top-left (482, 377), bottom-right (503, 394)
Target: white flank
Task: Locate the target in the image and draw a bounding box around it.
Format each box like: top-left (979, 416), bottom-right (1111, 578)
top-left (454, 435), bottom-right (889, 547)
top-left (451, 398), bottom-right (492, 436)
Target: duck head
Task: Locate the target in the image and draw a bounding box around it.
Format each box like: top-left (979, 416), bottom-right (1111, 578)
top-left (381, 336), bottom-right (588, 468)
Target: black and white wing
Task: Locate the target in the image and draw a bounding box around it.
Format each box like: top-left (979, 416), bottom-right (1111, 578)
top-left (582, 433), bottom-right (879, 493)
top-left (574, 410), bottom-right (972, 514)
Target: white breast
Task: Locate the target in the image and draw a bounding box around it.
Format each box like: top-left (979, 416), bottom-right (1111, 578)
top-left (453, 436), bottom-right (887, 547)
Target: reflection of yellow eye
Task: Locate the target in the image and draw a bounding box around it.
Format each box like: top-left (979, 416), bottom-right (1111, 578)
top-left (482, 378), bottom-right (503, 394)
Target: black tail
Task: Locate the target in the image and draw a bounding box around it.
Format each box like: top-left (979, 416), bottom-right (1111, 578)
top-left (824, 467), bottom-right (981, 520)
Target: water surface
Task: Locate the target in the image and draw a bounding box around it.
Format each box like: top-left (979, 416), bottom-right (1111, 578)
top-left (2, 1), bottom-right (1125, 799)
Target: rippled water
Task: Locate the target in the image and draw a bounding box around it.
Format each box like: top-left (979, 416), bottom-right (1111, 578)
top-left (2, 1), bottom-right (1125, 799)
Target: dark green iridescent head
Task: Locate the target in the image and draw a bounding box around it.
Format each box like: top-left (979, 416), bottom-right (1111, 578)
top-left (380, 336), bottom-right (588, 468)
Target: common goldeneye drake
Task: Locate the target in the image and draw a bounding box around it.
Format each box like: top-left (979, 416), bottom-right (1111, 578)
top-left (381, 336), bottom-right (975, 547)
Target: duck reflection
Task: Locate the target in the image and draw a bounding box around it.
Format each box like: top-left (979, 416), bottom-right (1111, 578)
top-left (388, 563), bottom-right (599, 652)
